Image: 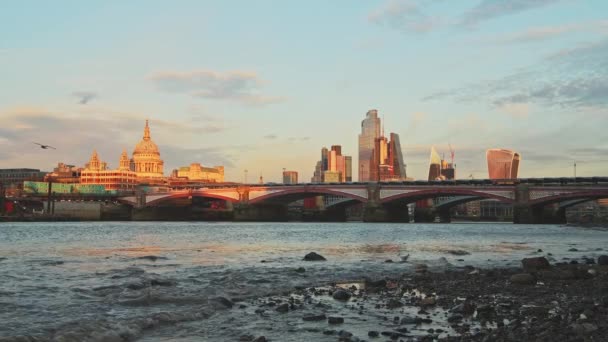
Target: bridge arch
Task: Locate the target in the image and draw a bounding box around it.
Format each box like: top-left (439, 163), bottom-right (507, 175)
top-left (529, 190), bottom-right (608, 208)
top-left (249, 186), bottom-right (368, 205)
top-left (381, 189), bottom-right (514, 205)
top-left (145, 191), bottom-right (239, 207)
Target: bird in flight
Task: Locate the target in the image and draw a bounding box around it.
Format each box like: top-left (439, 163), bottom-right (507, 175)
top-left (33, 142), bottom-right (56, 150)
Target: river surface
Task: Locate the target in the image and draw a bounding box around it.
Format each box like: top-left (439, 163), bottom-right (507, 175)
top-left (0, 221), bottom-right (606, 341)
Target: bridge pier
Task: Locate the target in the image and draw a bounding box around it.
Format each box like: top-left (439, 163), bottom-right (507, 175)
top-left (436, 208), bottom-right (451, 223)
top-left (513, 204), bottom-right (567, 224)
top-left (413, 207), bottom-right (436, 223)
top-left (233, 203), bottom-right (288, 222)
top-left (363, 203), bottom-right (409, 223)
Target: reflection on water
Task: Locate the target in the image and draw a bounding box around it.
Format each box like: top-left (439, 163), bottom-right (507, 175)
top-left (0, 222), bottom-right (606, 340)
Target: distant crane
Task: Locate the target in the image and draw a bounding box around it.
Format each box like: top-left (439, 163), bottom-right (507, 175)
top-left (448, 143), bottom-right (455, 165)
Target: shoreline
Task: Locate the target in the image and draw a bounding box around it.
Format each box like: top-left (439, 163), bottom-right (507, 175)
top-left (196, 256), bottom-right (608, 341)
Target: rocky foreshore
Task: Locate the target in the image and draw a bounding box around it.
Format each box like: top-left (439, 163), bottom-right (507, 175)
top-left (214, 255), bottom-right (608, 342)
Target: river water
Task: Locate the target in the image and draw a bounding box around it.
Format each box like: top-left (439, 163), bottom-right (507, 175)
top-left (0, 222), bottom-right (606, 341)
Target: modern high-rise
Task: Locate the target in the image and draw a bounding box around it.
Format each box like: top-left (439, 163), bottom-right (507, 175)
top-left (388, 133), bottom-right (406, 180)
top-left (311, 145), bottom-right (352, 183)
top-left (428, 146), bottom-right (442, 181)
top-left (487, 149), bottom-right (521, 179)
top-left (358, 110), bottom-right (381, 181)
top-left (344, 156), bottom-right (353, 182)
top-left (283, 171), bottom-right (298, 184)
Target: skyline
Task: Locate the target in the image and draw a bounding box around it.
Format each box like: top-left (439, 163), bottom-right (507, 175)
top-left (1, 0), bottom-right (607, 182)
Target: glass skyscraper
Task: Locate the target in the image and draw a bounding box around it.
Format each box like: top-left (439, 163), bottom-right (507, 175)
top-left (487, 149), bottom-right (521, 179)
top-left (358, 110), bottom-right (381, 182)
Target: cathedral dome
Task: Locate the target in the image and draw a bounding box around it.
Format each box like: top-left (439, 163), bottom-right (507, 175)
top-left (132, 120), bottom-right (164, 178)
top-left (133, 120), bottom-right (160, 156)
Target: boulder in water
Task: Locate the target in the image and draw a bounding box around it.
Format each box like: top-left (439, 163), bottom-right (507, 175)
top-left (598, 255), bottom-right (608, 265)
top-left (303, 252), bottom-right (326, 261)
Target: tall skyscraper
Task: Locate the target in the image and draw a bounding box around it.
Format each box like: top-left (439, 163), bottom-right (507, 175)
top-left (487, 149), bottom-right (521, 179)
top-left (358, 110), bottom-right (381, 181)
top-left (388, 133), bottom-right (406, 180)
top-left (428, 146), bottom-right (442, 181)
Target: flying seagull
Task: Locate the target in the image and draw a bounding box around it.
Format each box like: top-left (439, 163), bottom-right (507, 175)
top-left (33, 142), bottom-right (56, 150)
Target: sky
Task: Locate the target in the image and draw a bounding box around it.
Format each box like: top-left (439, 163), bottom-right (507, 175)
top-left (1, 0), bottom-right (607, 182)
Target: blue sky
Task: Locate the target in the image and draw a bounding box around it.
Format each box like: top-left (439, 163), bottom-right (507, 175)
top-left (1, 0), bottom-right (607, 181)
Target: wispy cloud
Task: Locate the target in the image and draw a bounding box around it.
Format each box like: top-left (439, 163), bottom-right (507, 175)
top-left (72, 91), bottom-right (97, 105)
top-left (423, 38), bottom-right (608, 109)
top-left (264, 134), bottom-right (278, 140)
top-left (480, 20), bottom-right (608, 44)
top-left (149, 70), bottom-right (285, 106)
top-left (368, 0), bottom-right (441, 33)
top-left (460, 0), bottom-right (564, 28)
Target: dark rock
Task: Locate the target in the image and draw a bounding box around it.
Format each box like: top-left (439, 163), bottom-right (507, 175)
top-left (419, 297), bottom-right (436, 306)
top-left (275, 303), bottom-right (289, 313)
top-left (252, 337), bottom-right (267, 342)
top-left (598, 255), bottom-right (608, 265)
top-left (365, 279), bottom-right (387, 288)
top-left (452, 301), bottom-right (476, 315)
top-left (385, 259), bottom-right (394, 263)
top-left (303, 252), bottom-right (326, 261)
top-left (295, 267), bottom-right (306, 273)
top-left (386, 299), bottom-right (404, 309)
top-left (239, 334), bottom-right (254, 341)
top-left (448, 250), bottom-right (470, 256)
top-left (521, 257), bottom-right (550, 271)
top-left (447, 314), bottom-right (463, 322)
top-left (584, 257), bottom-right (596, 265)
top-left (400, 316), bottom-right (417, 325)
top-left (368, 330), bottom-right (380, 337)
top-left (210, 296), bottom-right (234, 308)
top-left (338, 330), bottom-right (353, 338)
top-left (537, 249), bottom-right (543, 252)
top-left (332, 289), bottom-right (351, 301)
top-left (328, 316), bottom-right (344, 324)
top-left (510, 273), bottom-right (536, 285)
top-left (569, 248), bottom-right (579, 252)
top-left (137, 255), bottom-right (167, 261)
top-left (303, 314), bottom-right (326, 321)
top-left (570, 260), bottom-right (579, 265)
top-left (323, 330), bottom-right (336, 335)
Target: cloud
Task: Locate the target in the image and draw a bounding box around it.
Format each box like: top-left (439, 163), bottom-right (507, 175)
top-left (480, 20), bottom-right (608, 44)
top-left (368, 0), bottom-right (441, 33)
top-left (423, 38), bottom-right (608, 110)
top-left (264, 134), bottom-right (278, 140)
top-left (460, 0), bottom-right (564, 28)
top-left (72, 91), bottom-right (97, 105)
top-left (149, 70), bottom-right (284, 106)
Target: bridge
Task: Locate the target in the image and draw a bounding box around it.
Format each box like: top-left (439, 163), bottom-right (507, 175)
top-left (14, 178), bottom-right (608, 223)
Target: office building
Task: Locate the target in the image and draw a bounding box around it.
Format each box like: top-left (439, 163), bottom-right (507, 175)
top-left (358, 110), bottom-right (381, 181)
top-left (487, 149), bottom-right (521, 179)
top-left (428, 146), bottom-right (442, 181)
top-left (174, 163), bottom-right (225, 183)
top-left (283, 171), bottom-right (298, 184)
